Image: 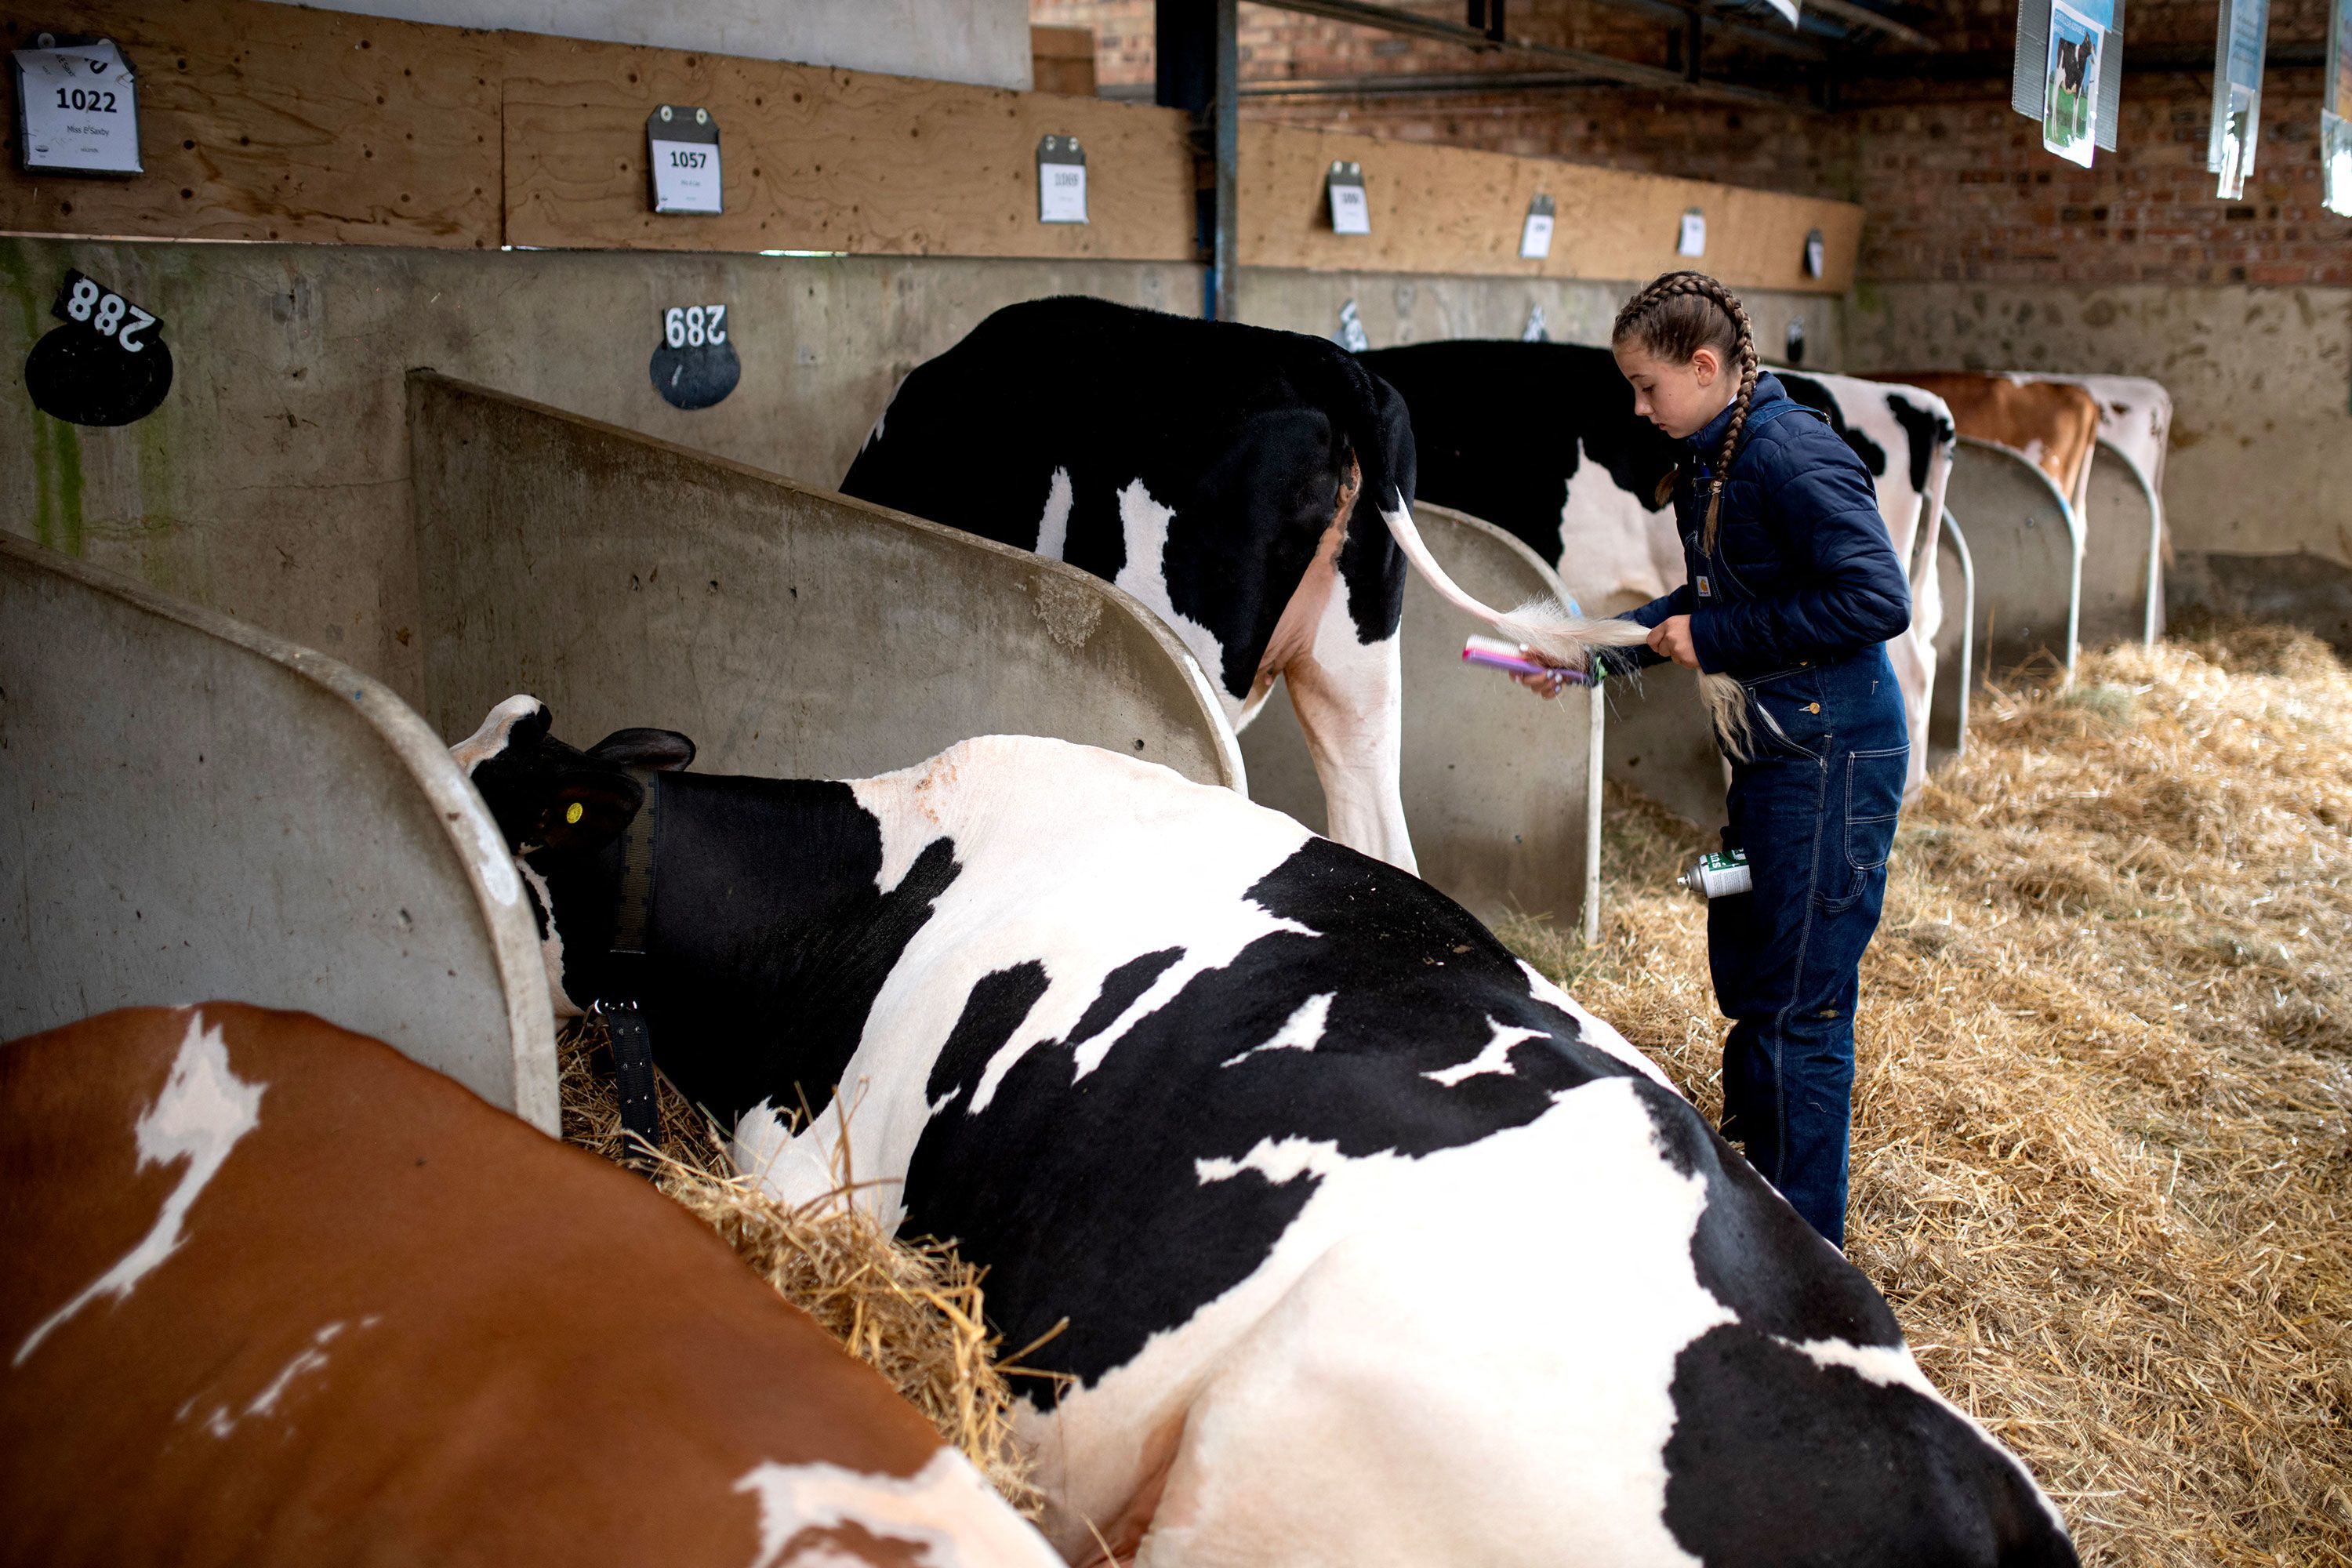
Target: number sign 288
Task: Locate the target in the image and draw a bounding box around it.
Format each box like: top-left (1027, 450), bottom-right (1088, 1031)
top-left (663, 304), bottom-right (727, 348)
top-left (64, 275), bottom-right (157, 352)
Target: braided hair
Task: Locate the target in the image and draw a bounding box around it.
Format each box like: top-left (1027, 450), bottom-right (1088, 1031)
top-left (1610, 270), bottom-right (1760, 761)
top-left (1611, 270), bottom-right (1759, 557)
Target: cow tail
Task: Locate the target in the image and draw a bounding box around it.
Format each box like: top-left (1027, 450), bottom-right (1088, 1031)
top-left (1372, 496), bottom-right (1753, 760)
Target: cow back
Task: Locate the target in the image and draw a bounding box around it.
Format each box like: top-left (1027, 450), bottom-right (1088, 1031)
top-left (0, 1004), bottom-right (1049, 1568)
top-left (1873, 372), bottom-right (2101, 508)
top-left (840, 296), bottom-right (1411, 704)
top-left (1360, 339), bottom-right (1682, 572)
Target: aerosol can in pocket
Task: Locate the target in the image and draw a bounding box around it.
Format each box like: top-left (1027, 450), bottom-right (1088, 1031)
top-left (1679, 848), bottom-right (1752, 898)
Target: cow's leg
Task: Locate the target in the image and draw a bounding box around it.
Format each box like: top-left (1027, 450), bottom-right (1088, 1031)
top-left (1283, 610), bottom-right (1412, 875)
top-left (1236, 459), bottom-right (1414, 875)
top-left (1248, 550), bottom-right (1411, 873)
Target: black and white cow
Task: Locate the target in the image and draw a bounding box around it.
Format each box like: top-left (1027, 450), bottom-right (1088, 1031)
top-left (840, 298), bottom-right (1643, 875)
top-left (2055, 35), bottom-right (2095, 96)
top-left (1359, 341), bottom-right (1957, 793)
top-left (459, 695), bottom-right (2077, 1568)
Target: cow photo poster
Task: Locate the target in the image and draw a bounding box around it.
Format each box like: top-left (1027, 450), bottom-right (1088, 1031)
top-left (2043, 0), bottom-right (2108, 167)
top-left (2209, 0), bottom-right (2269, 198)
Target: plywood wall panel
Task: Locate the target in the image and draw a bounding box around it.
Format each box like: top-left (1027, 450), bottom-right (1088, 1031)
top-left (1238, 123), bottom-right (1859, 294)
top-left (0, 0), bottom-right (501, 247)
top-left (500, 34), bottom-right (1196, 260)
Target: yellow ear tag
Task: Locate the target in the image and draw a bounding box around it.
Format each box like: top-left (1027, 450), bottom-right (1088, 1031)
top-left (564, 801), bottom-right (585, 826)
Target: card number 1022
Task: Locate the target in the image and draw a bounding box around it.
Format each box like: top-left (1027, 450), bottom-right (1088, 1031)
top-left (663, 305), bottom-right (728, 347)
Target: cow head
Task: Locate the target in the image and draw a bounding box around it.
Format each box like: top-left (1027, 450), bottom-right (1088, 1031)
top-left (453, 695), bottom-right (695, 1014)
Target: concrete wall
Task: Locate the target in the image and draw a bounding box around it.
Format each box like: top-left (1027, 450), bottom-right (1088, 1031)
top-left (410, 373), bottom-right (1240, 788)
top-left (256, 0), bottom-right (1036, 89)
top-left (1848, 282), bottom-right (2352, 646)
top-left (1, 238), bottom-right (1201, 703)
top-left (1, 534), bottom-right (557, 1129)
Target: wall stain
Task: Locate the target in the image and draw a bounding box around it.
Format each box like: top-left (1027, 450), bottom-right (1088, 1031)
top-left (0, 241), bottom-right (85, 555)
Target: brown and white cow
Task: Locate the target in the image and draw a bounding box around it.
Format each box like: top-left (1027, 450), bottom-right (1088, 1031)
top-left (1871, 372), bottom-right (2102, 511)
top-left (1, 1003), bottom-right (1058, 1568)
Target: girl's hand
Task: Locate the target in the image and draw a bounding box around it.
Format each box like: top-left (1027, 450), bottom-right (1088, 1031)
top-left (1512, 648), bottom-right (1570, 700)
top-left (1648, 615), bottom-right (1701, 670)
top-left (1514, 669), bottom-right (1565, 700)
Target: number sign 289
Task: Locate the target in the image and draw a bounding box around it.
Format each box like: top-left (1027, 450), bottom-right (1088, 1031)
top-left (62, 274), bottom-right (157, 351)
top-left (663, 304), bottom-right (727, 349)
top-left (650, 301), bottom-right (740, 411)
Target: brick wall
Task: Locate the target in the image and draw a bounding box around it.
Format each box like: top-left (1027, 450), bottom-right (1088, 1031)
top-left (1031, 0), bottom-right (2352, 286)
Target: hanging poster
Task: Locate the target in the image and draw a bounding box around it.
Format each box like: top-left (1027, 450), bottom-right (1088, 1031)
top-left (2324, 0), bottom-right (2351, 216)
top-left (2043, 0), bottom-right (2107, 167)
top-left (2013, 0), bottom-right (2125, 154)
top-left (2209, 0), bottom-right (2269, 199)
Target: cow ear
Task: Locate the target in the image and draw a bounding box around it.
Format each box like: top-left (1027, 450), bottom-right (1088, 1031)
top-left (589, 728), bottom-right (696, 773)
top-left (538, 769), bottom-right (644, 854)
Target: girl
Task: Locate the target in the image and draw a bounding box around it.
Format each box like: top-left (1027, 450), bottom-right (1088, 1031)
top-left (1529, 270), bottom-right (1911, 1249)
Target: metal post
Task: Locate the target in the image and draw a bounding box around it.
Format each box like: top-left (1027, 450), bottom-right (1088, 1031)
top-left (1211, 0), bottom-right (1239, 321)
top-left (1156, 0), bottom-right (1239, 321)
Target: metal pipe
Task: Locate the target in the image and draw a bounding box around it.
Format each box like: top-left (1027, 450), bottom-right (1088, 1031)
top-left (1212, 0), bottom-right (1238, 322)
top-left (1795, 0), bottom-right (1936, 52)
top-left (1249, 0), bottom-right (1824, 110)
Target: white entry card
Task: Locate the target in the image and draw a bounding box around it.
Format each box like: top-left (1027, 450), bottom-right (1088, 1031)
top-left (1040, 161), bottom-right (1086, 222)
top-left (1677, 209), bottom-right (1707, 256)
top-left (650, 138), bottom-right (721, 213)
top-left (13, 39), bottom-right (142, 175)
top-left (1519, 211), bottom-right (1554, 259)
top-left (1329, 169), bottom-right (1370, 235)
top-left (1039, 136), bottom-right (1088, 223)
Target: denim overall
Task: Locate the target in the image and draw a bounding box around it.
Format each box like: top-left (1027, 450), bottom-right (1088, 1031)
top-left (1653, 383), bottom-right (1911, 1248)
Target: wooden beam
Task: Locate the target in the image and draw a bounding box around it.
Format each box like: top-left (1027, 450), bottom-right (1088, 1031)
top-left (1251, 0), bottom-right (1824, 111)
top-left (499, 32), bottom-right (1197, 260)
top-left (0, 0), bottom-right (1864, 295)
top-left (1794, 0), bottom-right (1937, 52)
top-left (1237, 122), bottom-right (1860, 293)
top-left (0, 1), bottom-right (501, 249)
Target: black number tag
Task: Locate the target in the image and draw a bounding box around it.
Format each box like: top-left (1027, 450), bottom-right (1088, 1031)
top-left (25, 267), bottom-right (172, 426)
top-left (649, 302), bottom-right (739, 410)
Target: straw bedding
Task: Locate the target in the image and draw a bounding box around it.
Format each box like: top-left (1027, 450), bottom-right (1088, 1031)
top-left (1506, 622), bottom-right (2352, 1566)
top-left (557, 1023), bottom-right (1042, 1515)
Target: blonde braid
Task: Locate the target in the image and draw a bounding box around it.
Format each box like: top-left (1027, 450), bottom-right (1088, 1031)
top-left (1611, 270), bottom-right (1760, 761)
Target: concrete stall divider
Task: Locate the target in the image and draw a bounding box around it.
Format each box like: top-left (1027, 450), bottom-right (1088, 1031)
top-left (1929, 510), bottom-right (1977, 768)
top-left (2081, 439), bottom-right (2166, 647)
top-left (1947, 437), bottom-right (2083, 687)
top-left (0, 532), bottom-right (558, 1130)
top-left (408, 372), bottom-right (1243, 794)
top-left (1599, 664), bottom-right (1730, 834)
top-left (1240, 503), bottom-right (1605, 939)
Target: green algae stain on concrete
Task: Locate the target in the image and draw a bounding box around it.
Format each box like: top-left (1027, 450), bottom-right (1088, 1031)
top-left (0, 239), bottom-right (86, 555)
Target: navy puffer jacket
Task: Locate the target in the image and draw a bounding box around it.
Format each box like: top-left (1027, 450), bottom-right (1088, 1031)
top-left (1618, 372), bottom-right (1910, 677)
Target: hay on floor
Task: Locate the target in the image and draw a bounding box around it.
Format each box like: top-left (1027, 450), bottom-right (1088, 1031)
top-left (558, 1022), bottom-right (1042, 1515)
top-left (1506, 622), bottom-right (2352, 1567)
